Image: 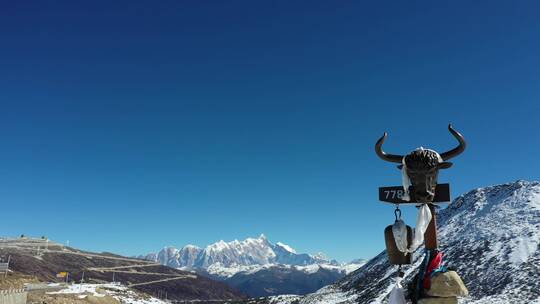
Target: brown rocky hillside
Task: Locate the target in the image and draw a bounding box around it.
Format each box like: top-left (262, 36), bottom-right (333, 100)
top-left (0, 238), bottom-right (246, 301)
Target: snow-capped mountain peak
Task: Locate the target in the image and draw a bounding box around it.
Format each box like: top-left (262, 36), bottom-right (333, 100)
top-left (142, 235), bottom-right (364, 279)
top-left (312, 252), bottom-right (328, 261)
top-left (206, 240), bottom-right (229, 252)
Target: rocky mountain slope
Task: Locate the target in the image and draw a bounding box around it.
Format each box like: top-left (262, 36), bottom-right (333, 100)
top-left (224, 264), bottom-right (345, 298)
top-left (262, 180), bottom-right (540, 303)
top-left (0, 238), bottom-right (246, 302)
top-left (142, 235), bottom-right (365, 297)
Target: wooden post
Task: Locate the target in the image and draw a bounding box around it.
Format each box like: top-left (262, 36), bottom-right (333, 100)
top-left (424, 203), bottom-right (438, 250)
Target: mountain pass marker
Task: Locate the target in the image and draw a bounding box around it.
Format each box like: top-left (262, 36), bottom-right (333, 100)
top-left (374, 124), bottom-right (467, 303)
top-left (378, 184), bottom-right (450, 204)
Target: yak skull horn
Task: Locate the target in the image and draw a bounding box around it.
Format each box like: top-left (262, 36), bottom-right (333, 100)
top-left (440, 124), bottom-right (467, 161)
top-left (375, 132), bottom-right (403, 163)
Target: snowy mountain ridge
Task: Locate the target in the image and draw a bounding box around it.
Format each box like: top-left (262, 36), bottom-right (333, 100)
top-left (263, 180), bottom-right (540, 304)
top-left (141, 234), bottom-right (363, 278)
top-left (141, 234), bottom-right (366, 297)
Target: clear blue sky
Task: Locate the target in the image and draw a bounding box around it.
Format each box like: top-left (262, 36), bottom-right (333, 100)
top-left (1, 1), bottom-right (539, 262)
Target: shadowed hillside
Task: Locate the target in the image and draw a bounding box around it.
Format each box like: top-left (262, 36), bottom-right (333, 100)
top-left (0, 238), bottom-right (246, 301)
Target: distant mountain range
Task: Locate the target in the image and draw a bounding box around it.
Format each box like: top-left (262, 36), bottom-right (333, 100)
top-left (257, 180), bottom-right (540, 303)
top-left (140, 234), bottom-right (365, 297)
top-left (0, 238), bottom-right (245, 302)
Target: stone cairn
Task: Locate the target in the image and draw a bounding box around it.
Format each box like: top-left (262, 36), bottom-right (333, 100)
top-left (418, 271), bottom-right (469, 304)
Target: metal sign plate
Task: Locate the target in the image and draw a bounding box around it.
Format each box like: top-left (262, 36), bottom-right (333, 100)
top-left (378, 183), bottom-right (450, 204)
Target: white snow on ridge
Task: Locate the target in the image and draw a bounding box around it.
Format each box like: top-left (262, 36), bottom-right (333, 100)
top-left (148, 234), bottom-right (365, 278)
top-left (276, 242), bottom-right (297, 254)
top-left (438, 180), bottom-right (540, 267)
top-left (206, 263), bottom-right (262, 278)
top-left (264, 294), bottom-right (303, 304)
top-left (297, 285), bottom-right (359, 304)
top-left (294, 262), bottom-right (365, 275)
top-left (341, 261), bottom-right (367, 274)
top-left (206, 262), bottom-right (363, 278)
top-left (508, 235), bottom-right (538, 265)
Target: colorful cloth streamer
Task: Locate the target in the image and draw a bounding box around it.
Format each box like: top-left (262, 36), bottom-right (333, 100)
top-left (423, 251), bottom-right (443, 290)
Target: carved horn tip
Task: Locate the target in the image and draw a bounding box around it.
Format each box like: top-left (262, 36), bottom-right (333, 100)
top-left (375, 131), bottom-right (403, 163)
top-left (441, 124), bottom-right (466, 160)
top-left (375, 132), bottom-right (387, 144)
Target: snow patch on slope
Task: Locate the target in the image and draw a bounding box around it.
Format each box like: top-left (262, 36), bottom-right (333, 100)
top-left (299, 286), bottom-right (359, 304)
top-left (49, 283), bottom-right (167, 304)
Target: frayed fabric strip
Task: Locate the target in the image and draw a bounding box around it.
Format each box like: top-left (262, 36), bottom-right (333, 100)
top-left (392, 219), bottom-right (409, 254)
top-left (400, 158), bottom-right (411, 201)
top-left (406, 204), bottom-right (432, 253)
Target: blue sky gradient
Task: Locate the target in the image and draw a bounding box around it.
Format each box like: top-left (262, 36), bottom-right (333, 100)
top-left (1, 1), bottom-right (539, 261)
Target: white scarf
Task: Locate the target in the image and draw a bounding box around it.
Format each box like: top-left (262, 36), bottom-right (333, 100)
top-left (407, 204), bottom-right (432, 253)
top-left (393, 204), bottom-right (433, 254)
